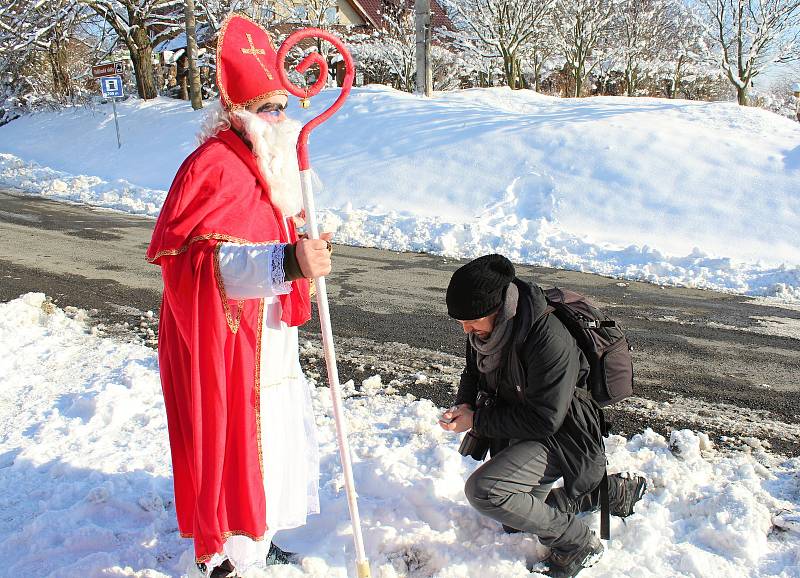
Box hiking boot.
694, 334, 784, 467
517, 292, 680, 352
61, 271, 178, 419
543, 533, 604, 578
610, 473, 647, 518
208, 559, 237, 578
266, 542, 298, 566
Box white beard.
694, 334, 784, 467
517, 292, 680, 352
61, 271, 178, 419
231, 109, 304, 217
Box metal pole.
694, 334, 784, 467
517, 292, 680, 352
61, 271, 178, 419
111, 97, 121, 148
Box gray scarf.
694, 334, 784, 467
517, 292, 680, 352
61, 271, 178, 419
469, 282, 519, 375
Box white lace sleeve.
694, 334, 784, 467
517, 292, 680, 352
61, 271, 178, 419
216, 243, 293, 300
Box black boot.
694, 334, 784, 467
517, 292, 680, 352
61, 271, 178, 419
208, 559, 237, 578
545, 474, 648, 518
609, 473, 647, 518
543, 532, 604, 578
266, 542, 298, 566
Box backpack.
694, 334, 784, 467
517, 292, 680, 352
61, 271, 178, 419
542, 287, 633, 407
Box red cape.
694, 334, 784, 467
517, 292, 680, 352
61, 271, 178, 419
147, 129, 311, 563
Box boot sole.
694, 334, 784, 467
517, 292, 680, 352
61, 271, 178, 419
581, 545, 604, 568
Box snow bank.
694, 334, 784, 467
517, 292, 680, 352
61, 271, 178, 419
1, 294, 798, 577
1, 87, 799, 299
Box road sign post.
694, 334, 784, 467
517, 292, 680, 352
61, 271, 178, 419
111, 98, 121, 149
100, 75, 124, 149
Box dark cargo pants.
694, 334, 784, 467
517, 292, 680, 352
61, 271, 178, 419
464, 439, 592, 551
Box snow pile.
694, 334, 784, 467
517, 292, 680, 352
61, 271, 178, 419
0, 153, 165, 216
1, 293, 799, 577
1, 87, 799, 300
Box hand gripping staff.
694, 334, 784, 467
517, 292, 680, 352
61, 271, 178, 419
275, 30, 371, 578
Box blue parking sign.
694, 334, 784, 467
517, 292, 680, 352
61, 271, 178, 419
100, 75, 124, 98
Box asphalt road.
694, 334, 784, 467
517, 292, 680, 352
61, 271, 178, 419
1, 188, 799, 455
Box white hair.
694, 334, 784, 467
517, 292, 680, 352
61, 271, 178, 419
197, 100, 232, 144
196, 101, 303, 217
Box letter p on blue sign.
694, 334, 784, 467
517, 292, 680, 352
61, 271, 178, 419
100, 76, 124, 98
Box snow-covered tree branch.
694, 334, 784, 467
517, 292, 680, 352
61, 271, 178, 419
553, 0, 617, 97
700, 0, 800, 105
0, 0, 92, 110
76, 0, 184, 99
442, 0, 555, 89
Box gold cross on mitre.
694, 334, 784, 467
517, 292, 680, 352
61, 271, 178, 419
240, 33, 273, 79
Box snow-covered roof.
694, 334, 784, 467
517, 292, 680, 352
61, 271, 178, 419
154, 24, 215, 53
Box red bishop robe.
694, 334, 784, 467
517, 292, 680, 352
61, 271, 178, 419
146, 128, 311, 564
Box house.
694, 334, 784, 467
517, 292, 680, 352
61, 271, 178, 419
154, 0, 455, 97
250, 0, 453, 32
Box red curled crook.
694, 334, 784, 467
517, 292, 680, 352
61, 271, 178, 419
275, 28, 355, 170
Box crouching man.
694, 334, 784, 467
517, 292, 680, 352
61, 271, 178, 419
439, 254, 646, 578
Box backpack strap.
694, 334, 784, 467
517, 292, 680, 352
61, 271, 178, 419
600, 470, 610, 541
597, 405, 610, 540
576, 387, 611, 540
539, 304, 556, 320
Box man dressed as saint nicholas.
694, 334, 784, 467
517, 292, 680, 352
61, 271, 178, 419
146, 13, 333, 578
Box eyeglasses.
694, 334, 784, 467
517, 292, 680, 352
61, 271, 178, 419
257, 102, 287, 114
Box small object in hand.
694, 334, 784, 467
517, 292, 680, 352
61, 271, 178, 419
326, 240, 332, 253
439, 406, 459, 424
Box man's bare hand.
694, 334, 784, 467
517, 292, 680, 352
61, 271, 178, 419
296, 232, 333, 278
439, 403, 474, 433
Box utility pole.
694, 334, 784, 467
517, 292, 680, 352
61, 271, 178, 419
415, 0, 432, 96
184, 0, 203, 110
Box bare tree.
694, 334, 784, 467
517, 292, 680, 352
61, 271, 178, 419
270, 0, 343, 64
700, 0, 800, 105
185, 0, 203, 109
615, 0, 676, 96
0, 0, 87, 104
553, 0, 617, 97
348, 1, 459, 92
443, 0, 555, 89
660, 3, 712, 99
197, 0, 252, 31
347, 0, 419, 92
78, 0, 184, 99
515, 14, 557, 91
380, 0, 418, 92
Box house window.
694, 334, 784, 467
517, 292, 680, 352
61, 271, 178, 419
323, 6, 338, 23
260, 5, 275, 21
293, 5, 308, 19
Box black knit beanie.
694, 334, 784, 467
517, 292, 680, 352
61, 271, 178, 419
446, 254, 515, 320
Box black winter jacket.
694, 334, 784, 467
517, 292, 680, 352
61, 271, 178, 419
454, 278, 606, 498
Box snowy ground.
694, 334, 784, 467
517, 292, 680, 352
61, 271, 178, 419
0, 86, 799, 300
1, 293, 799, 578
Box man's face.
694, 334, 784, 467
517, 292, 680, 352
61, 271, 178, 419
246, 94, 289, 121
457, 310, 499, 339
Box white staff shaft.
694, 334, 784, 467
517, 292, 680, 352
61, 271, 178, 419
299, 170, 370, 576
